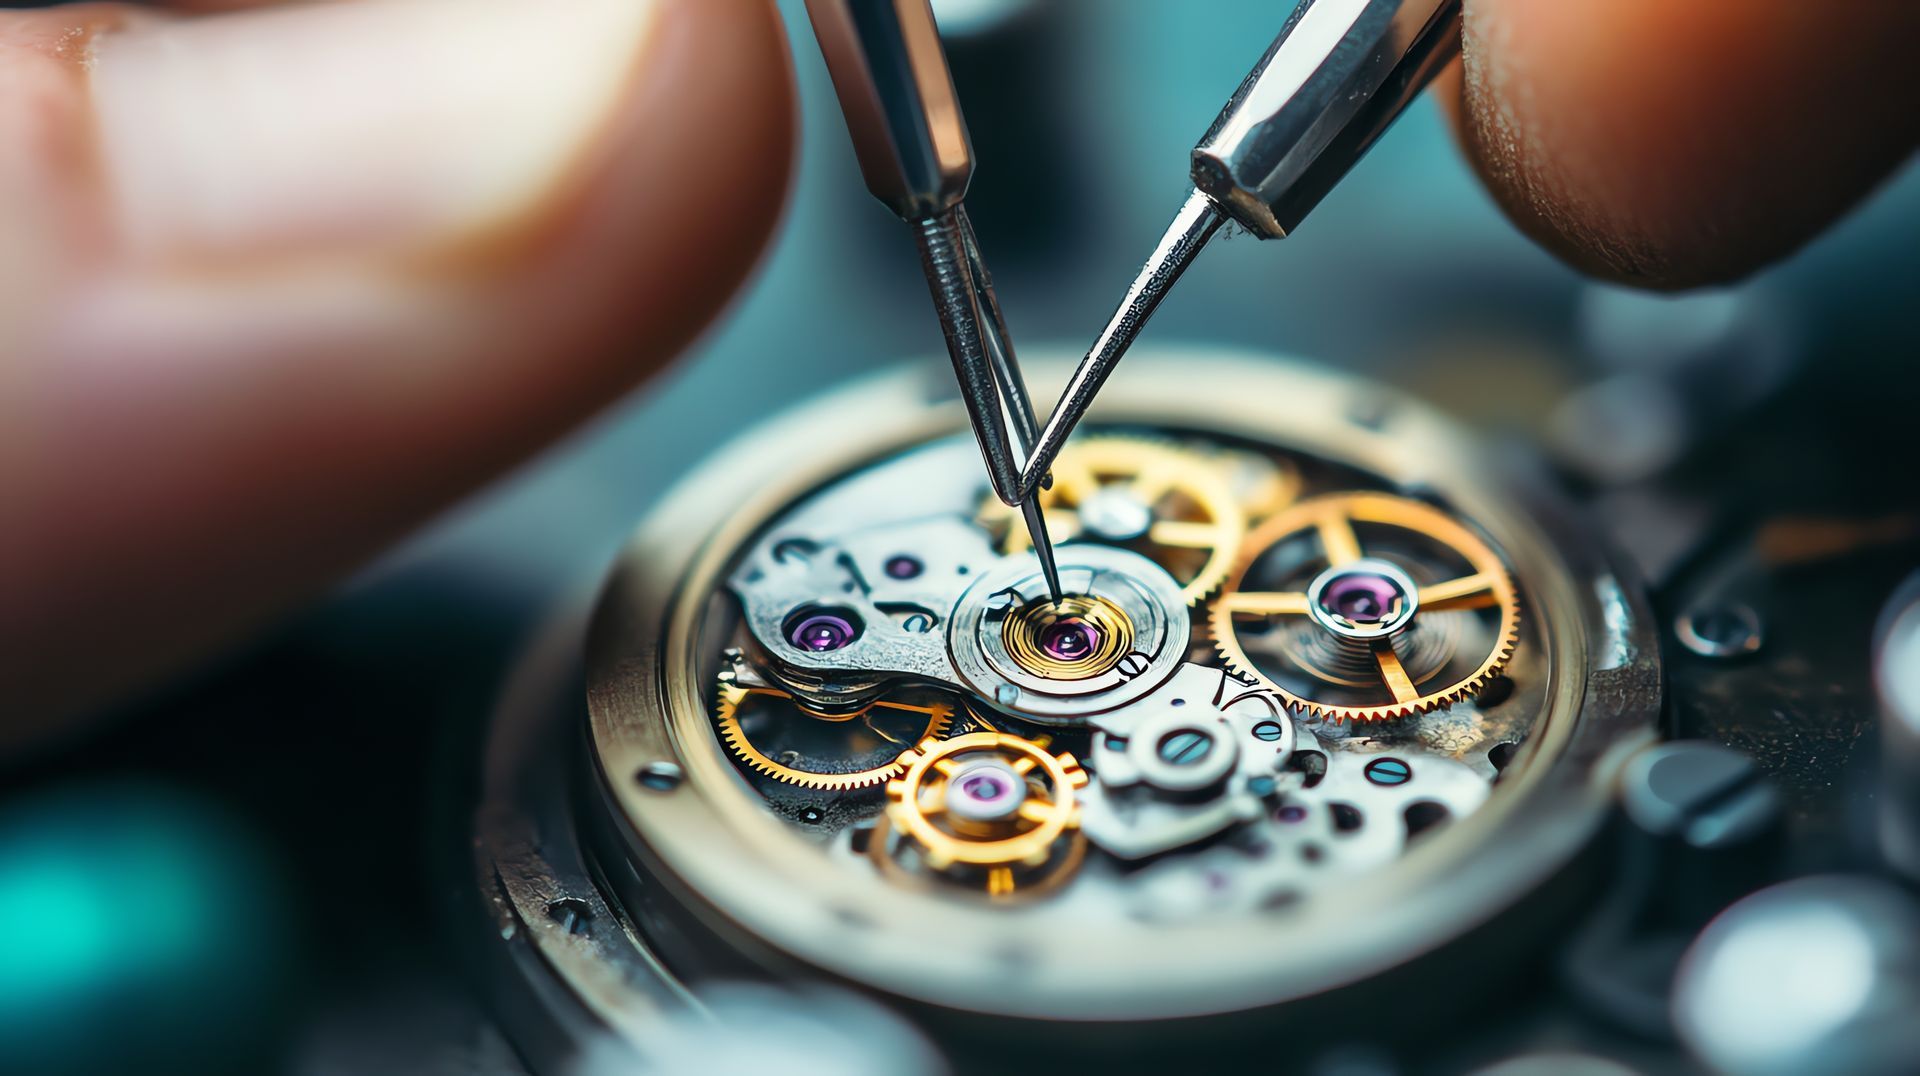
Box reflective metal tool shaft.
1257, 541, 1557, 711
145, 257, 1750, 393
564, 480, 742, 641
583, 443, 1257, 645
805, 0, 1064, 600
1024, 0, 1466, 496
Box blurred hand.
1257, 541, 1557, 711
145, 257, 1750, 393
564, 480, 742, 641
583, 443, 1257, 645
3, 0, 1914, 750
0, 0, 793, 747
1439, 0, 1920, 288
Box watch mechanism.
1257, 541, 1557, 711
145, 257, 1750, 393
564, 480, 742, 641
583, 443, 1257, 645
717, 432, 1515, 902
530, 352, 1654, 1050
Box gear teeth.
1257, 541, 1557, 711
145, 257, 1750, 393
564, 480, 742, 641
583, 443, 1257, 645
714, 683, 954, 792
1205, 492, 1524, 725
979, 436, 1250, 606
872, 731, 1087, 895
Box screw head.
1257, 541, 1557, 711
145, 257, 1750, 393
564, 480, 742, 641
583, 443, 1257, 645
1364, 757, 1412, 786
1157, 729, 1215, 766
636, 762, 684, 792
884, 555, 923, 580
1676, 604, 1763, 659
545, 897, 594, 936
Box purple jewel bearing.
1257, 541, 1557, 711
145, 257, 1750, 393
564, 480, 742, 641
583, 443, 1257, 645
1320, 572, 1405, 624
785, 607, 863, 652
945, 759, 1027, 823
1039, 617, 1100, 662
1306, 558, 1420, 640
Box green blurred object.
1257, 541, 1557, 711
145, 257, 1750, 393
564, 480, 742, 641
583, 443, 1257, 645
0, 782, 293, 1074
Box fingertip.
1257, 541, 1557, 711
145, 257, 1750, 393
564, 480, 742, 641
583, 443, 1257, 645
1454, 0, 1920, 289
2, 0, 797, 736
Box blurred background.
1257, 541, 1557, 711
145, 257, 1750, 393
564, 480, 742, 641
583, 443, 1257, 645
3, 0, 1917, 1072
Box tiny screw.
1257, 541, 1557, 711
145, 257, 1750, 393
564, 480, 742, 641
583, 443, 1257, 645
636, 761, 684, 792
884, 555, 923, 580
1364, 757, 1412, 786
1676, 604, 1763, 659
1158, 729, 1214, 766
1347, 394, 1394, 431
545, 897, 594, 937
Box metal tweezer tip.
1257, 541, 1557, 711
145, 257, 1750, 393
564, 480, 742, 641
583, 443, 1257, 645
1020, 496, 1064, 602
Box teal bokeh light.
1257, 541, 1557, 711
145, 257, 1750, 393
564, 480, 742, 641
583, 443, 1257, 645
0, 782, 292, 1073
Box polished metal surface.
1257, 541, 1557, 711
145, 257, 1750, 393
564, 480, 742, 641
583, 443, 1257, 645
1020, 189, 1227, 496
578, 350, 1661, 1027
945, 544, 1189, 720
1193, 0, 1463, 239
806, 0, 973, 220
808, 0, 1064, 597
812, 1, 1466, 611
1264, 726, 1491, 879
727, 456, 997, 704
1079, 663, 1296, 860
987, 0, 1466, 523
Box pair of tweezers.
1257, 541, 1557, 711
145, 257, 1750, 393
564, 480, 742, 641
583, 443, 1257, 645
807, 0, 1464, 603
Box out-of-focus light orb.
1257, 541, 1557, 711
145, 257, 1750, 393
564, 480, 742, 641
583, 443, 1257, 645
1674, 876, 1920, 1076
569, 982, 944, 1076
0, 782, 291, 1074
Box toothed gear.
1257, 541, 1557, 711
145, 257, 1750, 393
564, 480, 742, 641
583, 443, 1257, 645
982, 438, 1252, 605
715, 682, 953, 792
1220, 449, 1304, 522
874, 732, 1088, 898
1208, 492, 1520, 723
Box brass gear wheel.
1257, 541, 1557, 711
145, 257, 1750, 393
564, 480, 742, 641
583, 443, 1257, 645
875, 731, 1089, 898
716, 682, 953, 792
1208, 492, 1520, 723
983, 438, 1254, 605
1221, 448, 1304, 522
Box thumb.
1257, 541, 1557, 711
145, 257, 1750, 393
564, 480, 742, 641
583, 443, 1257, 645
1442, 0, 1920, 289
1, 0, 795, 745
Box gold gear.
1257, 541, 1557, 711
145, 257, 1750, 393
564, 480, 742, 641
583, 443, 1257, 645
716, 682, 953, 792
1222, 449, 1304, 522
1209, 492, 1521, 723
875, 731, 1088, 898
983, 438, 1252, 605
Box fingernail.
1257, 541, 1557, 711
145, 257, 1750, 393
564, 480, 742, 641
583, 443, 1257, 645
88, 0, 662, 268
